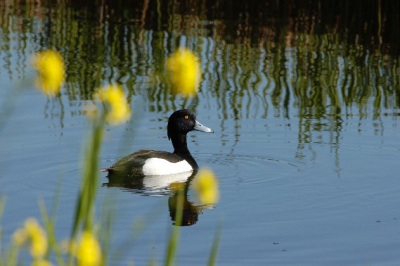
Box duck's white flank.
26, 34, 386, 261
142, 158, 192, 176
142, 171, 193, 189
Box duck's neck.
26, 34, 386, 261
171, 134, 191, 155
170, 134, 199, 169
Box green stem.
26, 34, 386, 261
207, 223, 222, 266
39, 199, 65, 266
69, 117, 105, 265
165, 189, 184, 266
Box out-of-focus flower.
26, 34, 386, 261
166, 48, 201, 97
192, 168, 219, 205
12, 218, 48, 258
76, 231, 102, 266
94, 84, 131, 125
31, 50, 65, 97
25, 219, 48, 258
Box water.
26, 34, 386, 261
1, 1, 400, 265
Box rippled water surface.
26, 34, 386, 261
1, 1, 400, 265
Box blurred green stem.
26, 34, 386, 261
39, 199, 65, 266
0, 196, 5, 259
165, 189, 184, 266
207, 223, 221, 266
69, 117, 105, 263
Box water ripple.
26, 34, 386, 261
198, 152, 301, 186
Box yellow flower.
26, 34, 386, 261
166, 48, 201, 97
94, 84, 131, 125
76, 231, 102, 266
192, 168, 220, 205
24, 218, 48, 258
12, 218, 48, 258
31, 50, 65, 97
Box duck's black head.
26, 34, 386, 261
167, 109, 213, 140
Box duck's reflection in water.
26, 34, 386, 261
103, 170, 212, 226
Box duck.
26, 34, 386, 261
102, 109, 214, 177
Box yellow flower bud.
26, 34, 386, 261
166, 48, 201, 97
193, 168, 220, 205
94, 84, 131, 125
76, 231, 102, 266
24, 218, 48, 258
31, 50, 65, 97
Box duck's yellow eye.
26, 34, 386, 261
184, 115, 189, 120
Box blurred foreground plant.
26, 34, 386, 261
11, 217, 53, 266
69, 84, 130, 264
94, 85, 131, 125
2, 79, 129, 265
193, 168, 220, 205
66, 231, 102, 266
0, 50, 65, 133
31, 50, 65, 96
166, 48, 201, 97
166, 168, 220, 266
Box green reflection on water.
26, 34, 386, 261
1, 0, 399, 127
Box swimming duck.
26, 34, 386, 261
103, 109, 213, 176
